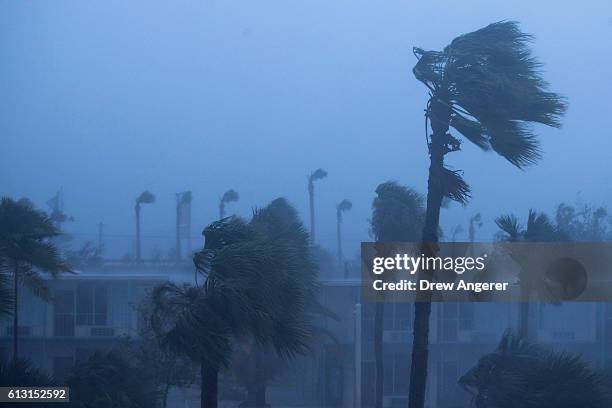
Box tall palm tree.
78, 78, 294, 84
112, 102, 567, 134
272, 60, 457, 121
495, 209, 566, 338
0, 197, 71, 363
135, 191, 155, 262
370, 182, 424, 408
219, 189, 239, 220
336, 199, 352, 267
410, 21, 566, 408
307, 168, 327, 244
468, 213, 482, 243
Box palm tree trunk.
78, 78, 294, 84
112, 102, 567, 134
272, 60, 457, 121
135, 204, 141, 261
201, 360, 218, 408
336, 211, 342, 268
408, 97, 450, 408
519, 287, 531, 339
219, 202, 225, 220
374, 301, 384, 408
308, 183, 315, 244
12, 261, 18, 364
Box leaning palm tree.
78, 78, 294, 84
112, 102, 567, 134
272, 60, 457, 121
370, 182, 425, 408
219, 189, 239, 220
336, 199, 352, 267
0, 197, 71, 363
409, 21, 566, 408
495, 209, 566, 338
135, 190, 155, 262
307, 168, 327, 244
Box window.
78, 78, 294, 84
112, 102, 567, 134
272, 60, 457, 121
76, 284, 107, 326
54, 290, 74, 337
438, 303, 474, 342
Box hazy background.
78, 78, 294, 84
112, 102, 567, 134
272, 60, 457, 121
2, 0, 611, 260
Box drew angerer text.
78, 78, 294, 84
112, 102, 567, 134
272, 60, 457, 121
372, 279, 509, 293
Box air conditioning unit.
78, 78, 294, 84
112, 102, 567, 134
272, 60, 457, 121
90, 327, 115, 337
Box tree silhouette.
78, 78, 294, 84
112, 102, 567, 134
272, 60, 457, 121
410, 21, 566, 408
307, 168, 327, 244
336, 199, 352, 267
219, 189, 239, 220
370, 182, 424, 408
0, 197, 71, 363
495, 209, 567, 338
459, 331, 607, 408
135, 191, 155, 262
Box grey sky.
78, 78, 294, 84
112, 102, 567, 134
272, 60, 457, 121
2, 1, 611, 258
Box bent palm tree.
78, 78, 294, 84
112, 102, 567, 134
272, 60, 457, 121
135, 191, 155, 261
336, 199, 352, 267
410, 21, 566, 408
370, 182, 424, 408
0, 197, 71, 363
219, 189, 239, 220
307, 168, 327, 244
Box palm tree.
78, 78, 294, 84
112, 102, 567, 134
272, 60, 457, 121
370, 182, 424, 408
459, 331, 606, 408
135, 191, 155, 262
410, 21, 566, 408
0, 197, 71, 363
468, 213, 482, 243
495, 209, 566, 338
336, 199, 352, 267
67, 350, 159, 408
219, 189, 239, 220
450, 224, 464, 242
307, 168, 327, 244
155, 200, 315, 408
151, 283, 231, 408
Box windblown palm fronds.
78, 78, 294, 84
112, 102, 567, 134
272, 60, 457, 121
136, 190, 156, 205
459, 331, 607, 408
414, 21, 567, 169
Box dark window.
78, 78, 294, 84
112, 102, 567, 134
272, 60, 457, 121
76, 284, 107, 326
54, 290, 74, 337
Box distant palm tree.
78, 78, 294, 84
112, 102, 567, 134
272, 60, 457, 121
459, 331, 607, 408
450, 224, 464, 242
468, 213, 483, 243
370, 182, 424, 408
336, 199, 352, 267
135, 191, 155, 262
495, 210, 566, 337
219, 189, 239, 220
0, 197, 71, 363
410, 21, 566, 408
156, 200, 315, 408
307, 168, 327, 244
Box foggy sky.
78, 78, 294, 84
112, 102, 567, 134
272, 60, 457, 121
2, 1, 611, 260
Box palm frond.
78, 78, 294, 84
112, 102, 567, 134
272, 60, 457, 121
495, 214, 522, 241
440, 167, 471, 204
136, 191, 156, 204
414, 21, 567, 168
221, 189, 239, 204
308, 168, 328, 183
